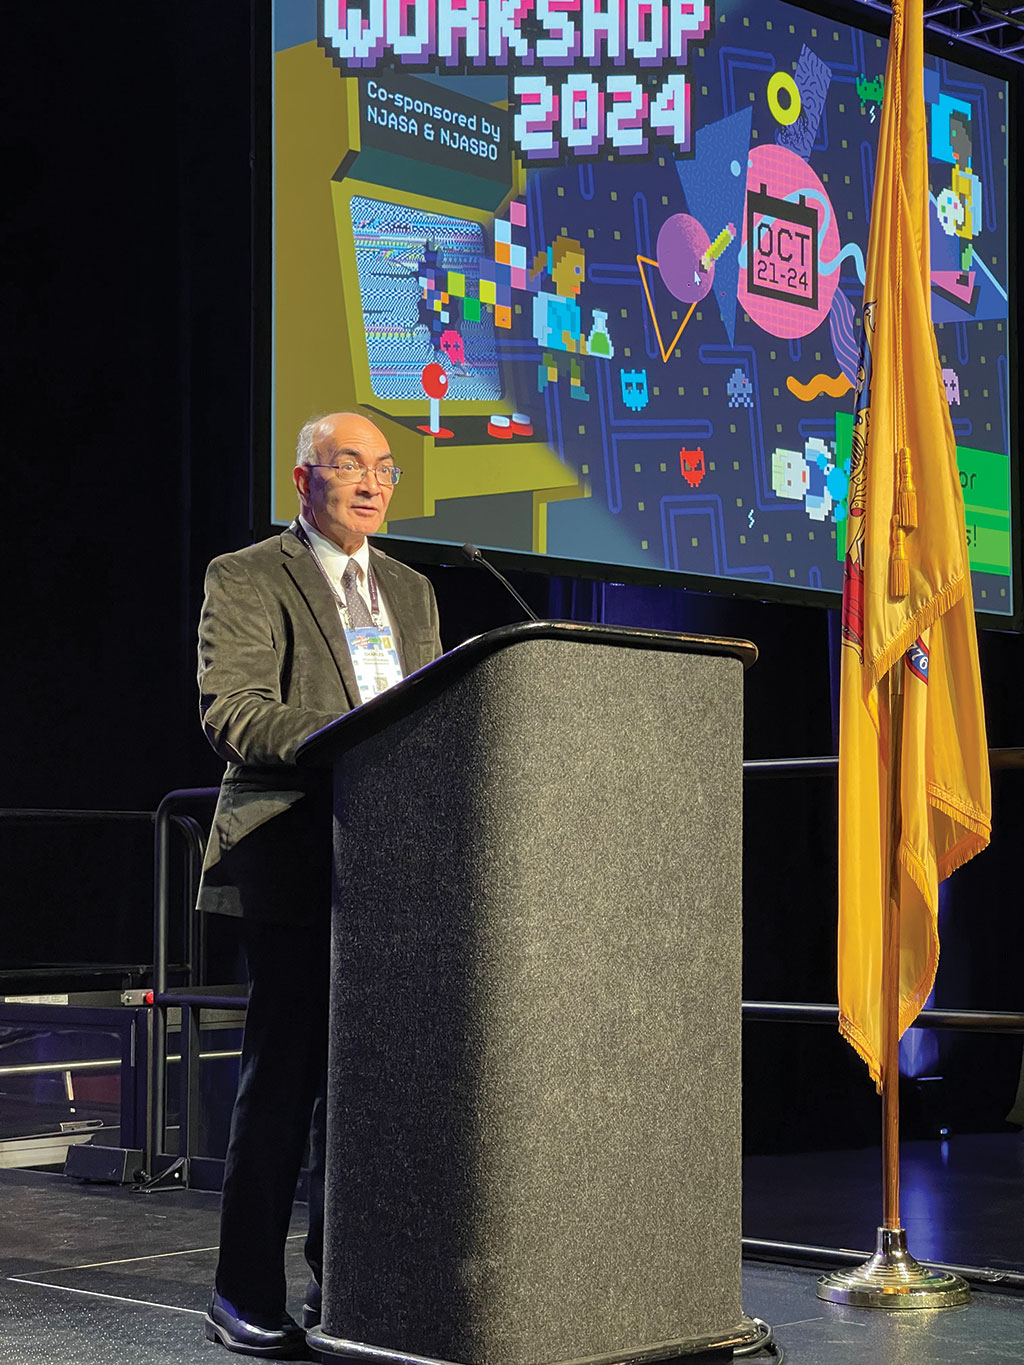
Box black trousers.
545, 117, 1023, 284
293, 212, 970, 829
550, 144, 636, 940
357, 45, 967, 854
215, 917, 331, 1313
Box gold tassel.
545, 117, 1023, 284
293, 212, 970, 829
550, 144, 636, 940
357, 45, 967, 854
890, 519, 909, 598
896, 444, 917, 529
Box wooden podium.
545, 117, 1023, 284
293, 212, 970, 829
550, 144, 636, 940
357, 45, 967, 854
297, 621, 758, 1365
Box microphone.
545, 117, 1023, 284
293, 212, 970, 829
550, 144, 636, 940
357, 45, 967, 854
461, 543, 540, 622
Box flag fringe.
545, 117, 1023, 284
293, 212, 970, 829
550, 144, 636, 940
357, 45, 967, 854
868, 572, 966, 684
900, 838, 933, 909
900, 961, 939, 1038
937, 828, 990, 880
839, 1012, 883, 1091
929, 782, 992, 879
898, 842, 940, 1029
929, 782, 993, 837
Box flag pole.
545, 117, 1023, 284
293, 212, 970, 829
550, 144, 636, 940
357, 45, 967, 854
817, 0, 991, 1307
881, 666, 903, 1235
818, 665, 969, 1308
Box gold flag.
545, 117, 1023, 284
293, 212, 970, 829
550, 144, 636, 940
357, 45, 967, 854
838, 0, 991, 1087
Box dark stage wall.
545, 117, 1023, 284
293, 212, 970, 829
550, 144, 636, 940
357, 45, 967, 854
4, 5, 1023, 1149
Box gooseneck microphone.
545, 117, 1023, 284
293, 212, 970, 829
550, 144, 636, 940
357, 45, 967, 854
461, 543, 540, 622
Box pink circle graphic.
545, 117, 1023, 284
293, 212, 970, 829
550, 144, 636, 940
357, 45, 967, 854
738, 145, 840, 340
656, 214, 714, 306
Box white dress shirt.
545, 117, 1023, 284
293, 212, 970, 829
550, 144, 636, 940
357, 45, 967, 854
298, 516, 394, 632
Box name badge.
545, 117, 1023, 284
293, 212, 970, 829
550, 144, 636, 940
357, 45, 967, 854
346, 626, 404, 704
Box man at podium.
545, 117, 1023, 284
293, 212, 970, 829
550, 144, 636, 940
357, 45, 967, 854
196, 411, 442, 1357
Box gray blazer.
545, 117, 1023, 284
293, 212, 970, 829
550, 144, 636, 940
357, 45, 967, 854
196, 524, 442, 923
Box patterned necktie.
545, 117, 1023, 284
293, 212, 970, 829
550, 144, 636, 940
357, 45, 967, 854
341, 560, 375, 628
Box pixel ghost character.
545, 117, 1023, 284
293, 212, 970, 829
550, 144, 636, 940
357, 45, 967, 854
620, 369, 649, 412
726, 367, 754, 408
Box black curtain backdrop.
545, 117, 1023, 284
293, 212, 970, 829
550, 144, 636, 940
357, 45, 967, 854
3, 3, 1022, 1147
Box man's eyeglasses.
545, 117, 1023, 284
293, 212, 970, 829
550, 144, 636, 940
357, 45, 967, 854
307, 461, 402, 487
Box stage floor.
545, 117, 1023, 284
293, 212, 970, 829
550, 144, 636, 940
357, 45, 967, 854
744, 1131, 1024, 1271
1, 1159, 1022, 1365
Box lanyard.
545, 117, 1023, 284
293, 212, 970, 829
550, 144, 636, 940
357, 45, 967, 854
294, 523, 383, 629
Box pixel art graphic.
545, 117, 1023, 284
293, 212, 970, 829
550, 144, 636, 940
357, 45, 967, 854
271, 0, 1014, 616
621, 369, 650, 413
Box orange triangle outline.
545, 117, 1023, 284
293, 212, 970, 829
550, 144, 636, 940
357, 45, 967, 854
636, 255, 698, 363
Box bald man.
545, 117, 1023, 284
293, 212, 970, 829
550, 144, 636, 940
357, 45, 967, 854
198, 413, 442, 1357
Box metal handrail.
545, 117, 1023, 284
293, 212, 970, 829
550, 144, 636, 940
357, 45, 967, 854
141, 743, 1023, 1185
0, 808, 155, 821
741, 1001, 1024, 1032
1, 803, 202, 986
742, 745, 1023, 775
0, 799, 218, 1175
157, 991, 247, 1009
148, 787, 219, 1177
0, 1048, 242, 1077
0, 964, 153, 981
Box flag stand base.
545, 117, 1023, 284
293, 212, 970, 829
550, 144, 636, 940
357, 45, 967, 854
816, 1227, 970, 1309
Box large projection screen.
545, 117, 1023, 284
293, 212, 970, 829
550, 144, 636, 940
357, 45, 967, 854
268, 0, 1018, 622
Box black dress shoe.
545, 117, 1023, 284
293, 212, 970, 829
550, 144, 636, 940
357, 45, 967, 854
301, 1278, 322, 1330
204, 1291, 309, 1358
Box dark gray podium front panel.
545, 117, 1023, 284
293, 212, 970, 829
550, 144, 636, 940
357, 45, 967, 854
323, 637, 746, 1365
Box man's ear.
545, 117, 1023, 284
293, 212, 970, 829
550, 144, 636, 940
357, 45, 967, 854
292, 464, 308, 500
